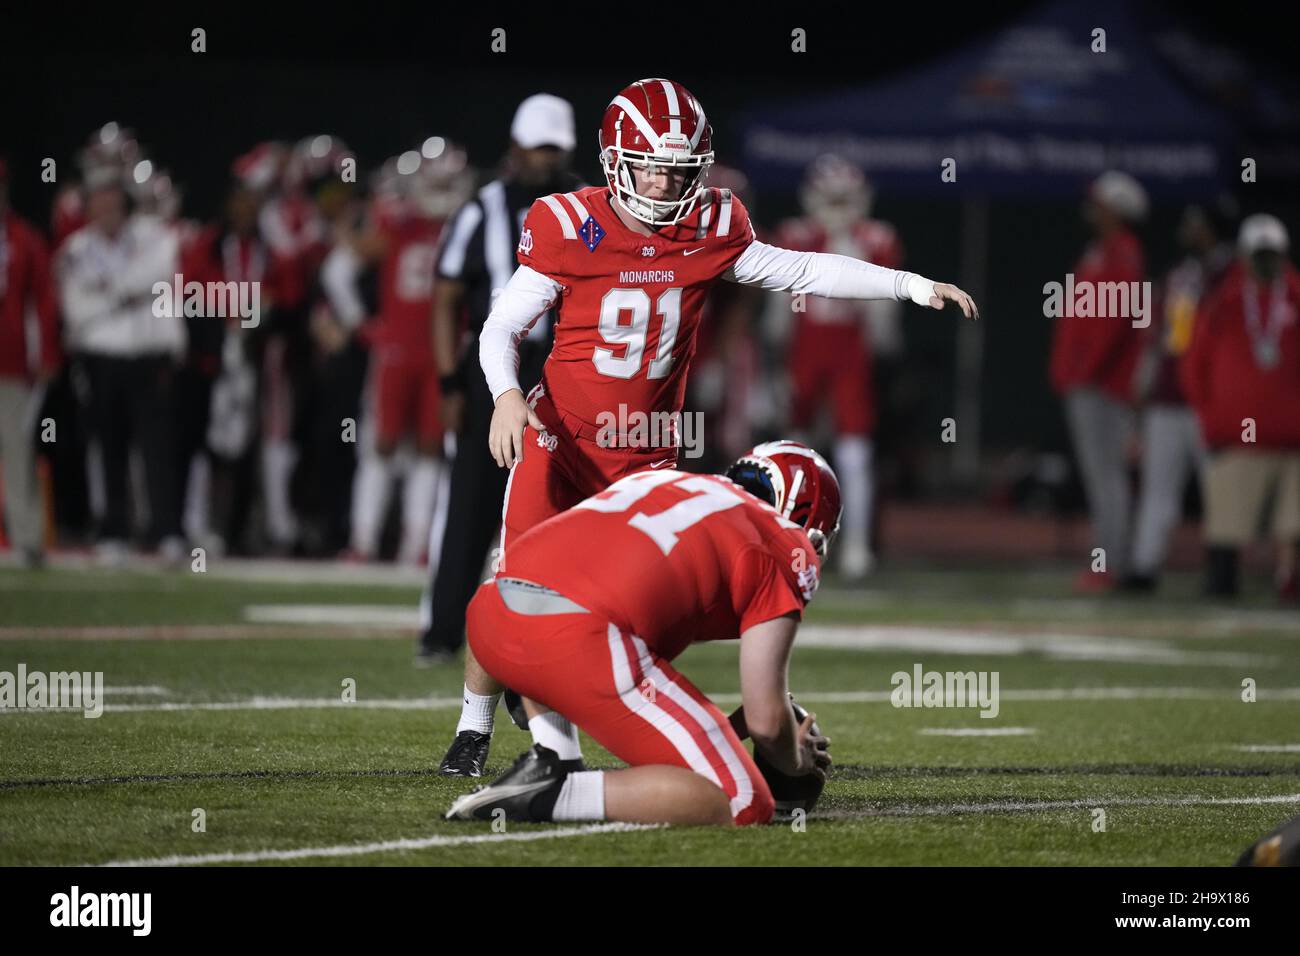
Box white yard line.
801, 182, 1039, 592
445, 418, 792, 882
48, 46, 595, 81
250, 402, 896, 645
0, 624, 407, 640
919, 727, 1036, 736
814, 792, 1300, 819
5, 686, 1300, 716
1, 618, 1286, 663
95, 822, 658, 867
104, 686, 170, 696
90, 793, 1300, 865
796, 625, 1274, 667
1233, 744, 1300, 753
243, 605, 418, 626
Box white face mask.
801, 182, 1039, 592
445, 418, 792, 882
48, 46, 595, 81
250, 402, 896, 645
604, 149, 712, 226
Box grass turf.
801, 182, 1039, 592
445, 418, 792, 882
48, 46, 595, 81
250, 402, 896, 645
1, 564, 1297, 866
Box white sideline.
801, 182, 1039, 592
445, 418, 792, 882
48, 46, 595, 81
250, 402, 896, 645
795, 625, 1272, 667
95, 822, 658, 867
813, 792, 1300, 819
91, 795, 1300, 864
919, 727, 1036, 736
5, 686, 1300, 716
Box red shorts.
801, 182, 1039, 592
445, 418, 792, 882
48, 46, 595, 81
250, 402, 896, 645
499, 383, 678, 556
789, 323, 875, 436
372, 348, 441, 447
467, 578, 775, 826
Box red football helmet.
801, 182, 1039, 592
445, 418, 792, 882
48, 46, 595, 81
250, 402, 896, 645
800, 154, 872, 233
599, 77, 714, 227
725, 440, 843, 557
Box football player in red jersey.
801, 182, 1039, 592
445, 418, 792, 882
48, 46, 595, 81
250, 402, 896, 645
447, 441, 838, 826
775, 155, 906, 580
440, 77, 977, 778
345, 143, 473, 563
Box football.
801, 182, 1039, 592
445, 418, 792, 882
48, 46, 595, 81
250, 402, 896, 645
750, 698, 828, 817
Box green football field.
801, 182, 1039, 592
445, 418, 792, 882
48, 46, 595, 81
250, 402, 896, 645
1, 562, 1297, 866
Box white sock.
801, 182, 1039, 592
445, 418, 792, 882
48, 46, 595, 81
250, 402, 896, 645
350, 453, 392, 558
529, 711, 583, 761
456, 686, 500, 735
835, 435, 873, 556
424, 458, 451, 577
399, 457, 439, 563
551, 770, 606, 822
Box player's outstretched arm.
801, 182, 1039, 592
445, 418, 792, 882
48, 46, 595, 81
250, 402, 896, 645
723, 239, 979, 320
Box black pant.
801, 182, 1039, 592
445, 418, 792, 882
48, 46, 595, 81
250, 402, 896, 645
81, 353, 181, 543
421, 343, 547, 652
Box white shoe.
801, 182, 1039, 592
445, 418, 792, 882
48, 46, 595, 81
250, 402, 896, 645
839, 540, 875, 581
159, 535, 188, 567
95, 539, 130, 568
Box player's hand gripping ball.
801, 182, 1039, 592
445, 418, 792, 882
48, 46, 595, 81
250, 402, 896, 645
746, 697, 830, 817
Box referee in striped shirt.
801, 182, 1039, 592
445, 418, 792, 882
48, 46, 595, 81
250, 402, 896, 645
418, 95, 582, 687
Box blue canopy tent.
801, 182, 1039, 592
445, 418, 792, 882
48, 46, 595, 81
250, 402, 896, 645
739, 0, 1237, 479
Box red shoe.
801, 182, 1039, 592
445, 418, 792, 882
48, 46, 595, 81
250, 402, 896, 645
1278, 569, 1299, 604
1073, 568, 1115, 594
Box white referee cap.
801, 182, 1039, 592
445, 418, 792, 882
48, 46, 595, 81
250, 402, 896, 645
1089, 170, 1149, 222
1238, 213, 1290, 255
511, 94, 576, 151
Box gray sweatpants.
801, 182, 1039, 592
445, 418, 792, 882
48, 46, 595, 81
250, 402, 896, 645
1130, 404, 1206, 575
1064, 387, 1134, 576
0, 379, 43, 553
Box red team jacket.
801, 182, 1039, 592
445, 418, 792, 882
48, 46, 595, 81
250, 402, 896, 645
1049, 228, 1146, 400
516, 185, 754, 433
1180, 260, 1300, 450
501, 470, 821, 662
0, 211, 60, 381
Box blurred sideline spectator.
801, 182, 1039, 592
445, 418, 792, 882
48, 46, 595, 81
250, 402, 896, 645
1122, 197, 1238, 591
1050, 170, 1148, 592
340, 140, 473, 565
55, 156, 185, 563
1181, 214, 1300, 601
769, 156, 905, 580
0, 157, 61, 566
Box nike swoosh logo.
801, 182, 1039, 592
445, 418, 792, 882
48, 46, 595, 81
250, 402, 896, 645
445, 780, 554, 819
649, 458, 676, 469
683, 247, 705, 256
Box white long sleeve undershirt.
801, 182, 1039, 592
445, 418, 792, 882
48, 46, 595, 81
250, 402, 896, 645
480, 265, 563, 402
479, 244, 937, 402
724, 239, 935, 305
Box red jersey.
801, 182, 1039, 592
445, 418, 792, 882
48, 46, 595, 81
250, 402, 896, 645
0, 211, 60, 380
1049, 227, 1147, 399
517, 185, 754, 430
372, 210, 444, 358
501, 470, 820, 661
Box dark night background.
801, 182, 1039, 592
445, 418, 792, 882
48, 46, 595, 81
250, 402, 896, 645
3, 2, 1297, 459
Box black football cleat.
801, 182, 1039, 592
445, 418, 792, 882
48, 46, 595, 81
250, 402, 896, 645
439, 730, 492, 777
445, 744, 569, 821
